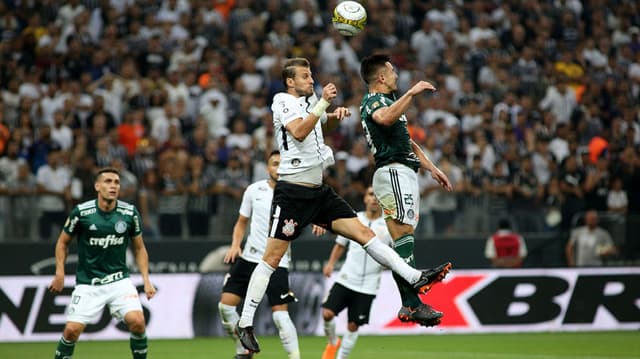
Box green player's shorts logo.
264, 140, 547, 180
115, 220, 127, 234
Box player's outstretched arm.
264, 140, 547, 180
326, 107, 351, 122
131, 235, 156, 299
48, 231, 73, 293
372, 81, 436, 126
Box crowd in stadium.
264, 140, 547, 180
0, 0, 638, 251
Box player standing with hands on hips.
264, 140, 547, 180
359, 54, 453, 326
235, 57, 451, 354
49, 168, 156, 359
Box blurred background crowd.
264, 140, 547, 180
0, 0, 638, 263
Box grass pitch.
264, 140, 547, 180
1, 332, 638, 358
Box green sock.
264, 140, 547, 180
55, 337, 75, 359
393, 234, 422, 308
130, 332, 148, 359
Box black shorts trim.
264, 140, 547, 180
222, 257, 295, 306
269, 182, 356, 241
322, 282, 375, 325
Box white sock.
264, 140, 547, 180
363, 237, 421, 283
238, 260, 275, 328
337, 330, 359, 359
324, 318, 338, 346
272, 311, 300, 359
218, 302, 246, 355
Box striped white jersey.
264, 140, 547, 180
335, 211, 392, 295
238, 180, 291, 268
271, 92, 334, 184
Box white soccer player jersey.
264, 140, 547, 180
271, 92, 334, 180
335, 212, 392, 295
239, 180, 291, 268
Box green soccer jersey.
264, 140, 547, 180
360, 92, 421, 171
63, 199, 142, 285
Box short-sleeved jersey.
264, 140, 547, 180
271, 92, 334, 177
238, 180, 290, 268
334, 211, 392, 295
360, 92, 421, 171
64, 199, 142, 285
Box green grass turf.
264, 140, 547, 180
1, 332, 638, 359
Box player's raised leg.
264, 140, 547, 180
373, 165, 451, 325
331, 216, 437, 288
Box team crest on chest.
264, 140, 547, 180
282, 219, 298, 237
114, 220, 127, 234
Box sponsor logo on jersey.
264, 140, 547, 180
115, 220, 127, 234
116, 208, 133, 216
282, 219, 298, 237
80, 208, 96, 216
90, 271, 124, 285
89, 224, 98, 231
291, 158, 301, 167
89, 234, 125, 248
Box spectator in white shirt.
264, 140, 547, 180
164, 65, 190, 106
36, 148, 72, 241
226, 119, 253, 151
51, 110, 74, 151
40, 83, 65, 126
318, 30, 359, 75
539, 78, 577, 125
410, 18, 446, 67
345, 141, 370, 177
469, 14, 497, 47
199, 89, 230, 139
607, 177, 628, 215
56, 0, 85, 29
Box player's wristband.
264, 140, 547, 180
310, 98, 330, 117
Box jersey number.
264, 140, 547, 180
361, 121, 377, 155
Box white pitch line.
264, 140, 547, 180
396, 351, 636, 359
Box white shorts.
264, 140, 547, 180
66, 278, 142, 324
372, 164, 420, 228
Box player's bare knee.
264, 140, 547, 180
355, 226, 375, 245
262, 254, 282, 269
128, 321, 146, 334
126, 314, 146, 333
322, 308, 335, 321
347, 322, 359, 332
63, 324, 83, 342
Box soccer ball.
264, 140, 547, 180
332, 1, 367, 36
